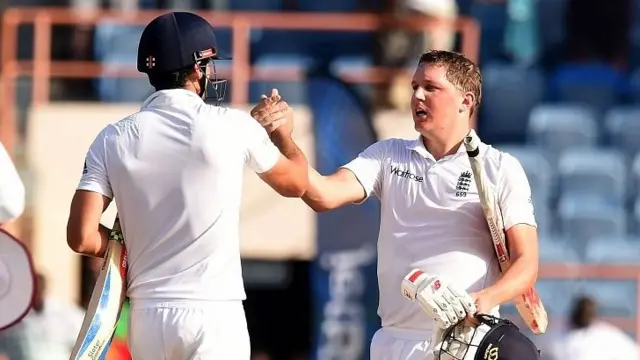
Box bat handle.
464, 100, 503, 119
463, 129, 481, 157
109, 215, 123, 242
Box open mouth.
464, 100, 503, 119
415, 109, 427, 117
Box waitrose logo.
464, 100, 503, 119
390, 166, 424, 182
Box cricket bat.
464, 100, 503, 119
463, 129, 548, 335
69, 215, 127, 360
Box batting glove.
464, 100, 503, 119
401, 269, 477, 329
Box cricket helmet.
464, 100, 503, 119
0, 229, 36, 331
137, 11, 231, 104
438, 314, 541, 360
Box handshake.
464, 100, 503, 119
250, 88, 294, 136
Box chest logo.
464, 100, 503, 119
455, 171, 472, 197
390, 166, 424, 183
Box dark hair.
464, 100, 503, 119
418, 50, 483, 116
147, 67, 194, 91
570, 295, 597, 329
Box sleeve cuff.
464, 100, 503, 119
247, 135, 281, 174
503, 213, 537, 232
77, 181, 113, 199
339, 165, 370, 204
252, 146, 280, 174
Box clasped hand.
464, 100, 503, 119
249, 88, 293, 136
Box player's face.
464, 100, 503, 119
203, 59, 215, 80
193, 61, 215, 95
410, 63, 465, 135
197, 59, 227, 104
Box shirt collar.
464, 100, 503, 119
406, 136, 469, 161
140, 89, 204, 110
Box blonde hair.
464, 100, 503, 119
418, 50, 482, 116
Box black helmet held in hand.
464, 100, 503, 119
438, 314, 541, 360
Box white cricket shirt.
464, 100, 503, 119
0, 141, 25, 223
341, 137, 536, 333
77, 89, 281, 305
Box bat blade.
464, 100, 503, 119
463, 129, 548, 335
69, 216, 127, 360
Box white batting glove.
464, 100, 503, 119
401, 269, 477, 329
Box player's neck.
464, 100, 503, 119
421, 127, 469, 160
182, 82, 199, 95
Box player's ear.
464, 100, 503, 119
460, 92, 475, 113
184, 64, 199, 84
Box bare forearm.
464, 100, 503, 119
71, 223, 111, 258
484, 255, 538, 306
268, 132, 309, 197
302, 166, 332, 212
271, 133, 307, 168
302, 168, 366, 212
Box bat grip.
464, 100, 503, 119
466, 147, 480, 158
463, 129, 481, 158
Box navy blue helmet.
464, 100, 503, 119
438, 315, 541, 360
137, 12, 231, 104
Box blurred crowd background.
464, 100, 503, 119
0, 0, 640, 359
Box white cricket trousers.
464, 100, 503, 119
370, 326, 488, 360
128, 300, 250, 360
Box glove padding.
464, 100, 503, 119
401, 269, 477, 329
